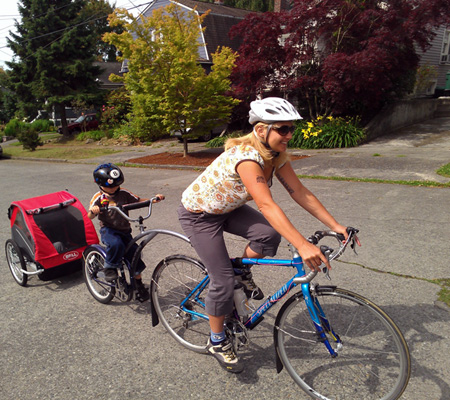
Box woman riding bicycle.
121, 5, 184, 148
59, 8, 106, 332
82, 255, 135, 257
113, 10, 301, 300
178, 97, 348, 373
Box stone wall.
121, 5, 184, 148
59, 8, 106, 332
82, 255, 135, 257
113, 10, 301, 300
364, 98, 440, 142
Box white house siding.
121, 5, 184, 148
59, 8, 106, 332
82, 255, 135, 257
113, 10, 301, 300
417, 26, 450, 89
140, 0, 209, 61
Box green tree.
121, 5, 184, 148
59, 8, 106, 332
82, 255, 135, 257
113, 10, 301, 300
84, 0, 121, 61
104, 4, 239, 156
6, 0, 109, 134
231, 0, 450, 121
0, 68, 17, 123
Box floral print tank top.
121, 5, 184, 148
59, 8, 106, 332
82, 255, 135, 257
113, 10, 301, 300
181, 145, 265, 214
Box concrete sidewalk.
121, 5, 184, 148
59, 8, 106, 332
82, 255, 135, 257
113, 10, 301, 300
289, 117, 450, 183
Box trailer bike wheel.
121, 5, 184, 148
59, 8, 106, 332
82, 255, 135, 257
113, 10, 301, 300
151, 255, 210, 353
274, 287, 411, 400
83, 247, 115, 304
5, 239, 28, 286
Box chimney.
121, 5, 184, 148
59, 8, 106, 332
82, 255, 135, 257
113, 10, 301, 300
274, 0, 288, 13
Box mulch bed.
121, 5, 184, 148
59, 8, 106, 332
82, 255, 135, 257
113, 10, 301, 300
127, 151, 308, 167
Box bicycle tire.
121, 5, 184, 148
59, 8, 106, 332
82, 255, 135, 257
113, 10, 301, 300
5, 239, 28, 287
83, 247, 115, 304
151, 255, 210, 353
274, 287, 411, 400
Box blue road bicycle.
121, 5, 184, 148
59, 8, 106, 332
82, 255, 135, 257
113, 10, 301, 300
150, 228, 411, 400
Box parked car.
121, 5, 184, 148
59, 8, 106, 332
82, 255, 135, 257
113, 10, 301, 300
57, 114, 99, 135
173, 121, 228, 142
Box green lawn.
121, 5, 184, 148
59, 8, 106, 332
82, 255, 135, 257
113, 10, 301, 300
2, 133, 121, 160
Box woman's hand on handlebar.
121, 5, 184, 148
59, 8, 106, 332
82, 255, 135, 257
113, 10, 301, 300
298, 240, 332, 272
332, 224, 349, 241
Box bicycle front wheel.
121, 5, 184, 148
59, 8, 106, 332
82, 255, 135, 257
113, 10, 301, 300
151, 255, 210, 353
275, 287, 411, 400
83, 247, 115, 304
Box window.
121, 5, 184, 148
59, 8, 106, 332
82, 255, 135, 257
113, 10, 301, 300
441, 29, 450, 63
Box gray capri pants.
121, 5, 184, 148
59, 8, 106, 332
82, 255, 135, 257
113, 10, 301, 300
178, 204, 281, 316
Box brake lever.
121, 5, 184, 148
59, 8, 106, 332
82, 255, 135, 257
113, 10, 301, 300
320, 245, 333, 281
350, 233, 361, 255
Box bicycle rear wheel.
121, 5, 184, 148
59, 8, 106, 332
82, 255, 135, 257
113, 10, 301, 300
151, 255, 210, 353
275, 287, 411, 400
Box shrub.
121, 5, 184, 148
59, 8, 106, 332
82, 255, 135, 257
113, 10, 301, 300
205, 136, 227, 148
289, 116, 365, 149
100, 87, 131, 130
205, 131, 243, 148
31, 119, 53, 133
76, 130, 112, 141
112, 124, 134, 139
4, 119, 27, 137
17, 124, 44, 151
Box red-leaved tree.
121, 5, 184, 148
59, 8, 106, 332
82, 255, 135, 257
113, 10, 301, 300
231, 0, 450, 121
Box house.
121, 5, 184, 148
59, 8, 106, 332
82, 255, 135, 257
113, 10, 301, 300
416, 26, 450, 95
93, 61, 124, 90
121, 0, 255, 74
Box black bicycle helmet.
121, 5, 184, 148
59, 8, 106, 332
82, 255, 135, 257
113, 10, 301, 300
93, 163, 124, 188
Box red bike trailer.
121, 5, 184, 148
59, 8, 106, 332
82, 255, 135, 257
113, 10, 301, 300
5, 190, 99, 286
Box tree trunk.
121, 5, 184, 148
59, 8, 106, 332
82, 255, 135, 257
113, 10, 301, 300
183, 137, 189, 157
56, 104, 69, 136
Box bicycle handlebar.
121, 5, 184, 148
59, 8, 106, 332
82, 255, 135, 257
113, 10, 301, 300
293, 227, 359, 285
100, 196, 162, 223
122, 199, 151, 212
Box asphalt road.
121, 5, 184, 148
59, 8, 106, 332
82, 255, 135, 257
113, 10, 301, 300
0, 119, 449, 399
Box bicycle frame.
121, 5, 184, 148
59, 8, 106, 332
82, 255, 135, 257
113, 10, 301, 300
91, 228, 191, 287
178, 248, 342, 358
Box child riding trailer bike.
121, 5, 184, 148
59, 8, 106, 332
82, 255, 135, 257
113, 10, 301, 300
85, 163, 165, 303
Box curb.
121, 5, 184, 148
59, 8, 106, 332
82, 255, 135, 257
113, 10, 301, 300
3, 155, 207, 171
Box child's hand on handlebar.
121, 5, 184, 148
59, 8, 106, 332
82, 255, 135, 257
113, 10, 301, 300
88, 205, 101, 218
153, 194, 165, 202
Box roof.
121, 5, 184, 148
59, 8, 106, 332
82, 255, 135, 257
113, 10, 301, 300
170, 0, 254, 18
140, 0, 256, 64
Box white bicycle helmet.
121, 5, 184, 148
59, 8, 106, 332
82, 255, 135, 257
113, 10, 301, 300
248, 97, 302, 125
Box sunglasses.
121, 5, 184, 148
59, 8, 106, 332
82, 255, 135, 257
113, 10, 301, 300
271, 125, 295, 136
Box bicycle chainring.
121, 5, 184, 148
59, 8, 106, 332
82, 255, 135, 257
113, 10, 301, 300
225, 317, 250, 351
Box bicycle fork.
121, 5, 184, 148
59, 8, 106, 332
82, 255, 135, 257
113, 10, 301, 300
301, 283, 342, 357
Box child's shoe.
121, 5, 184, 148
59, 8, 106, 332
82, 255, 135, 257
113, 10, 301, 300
135, 279, 150, 302
103, 268, 118, 282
